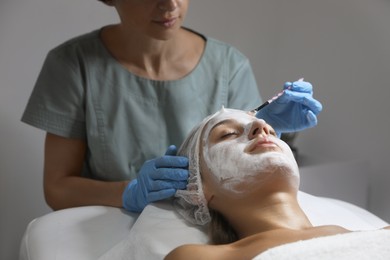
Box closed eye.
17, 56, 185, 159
220, 131, 239, 140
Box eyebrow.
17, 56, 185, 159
209, 119, 238, 134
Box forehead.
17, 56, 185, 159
208, 109, 254, 128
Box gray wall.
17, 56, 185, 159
1, 0, 389, 259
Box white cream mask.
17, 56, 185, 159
202, 108, 300, 194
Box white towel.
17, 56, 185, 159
253, 229, 390, 260
97, 193, 388, 260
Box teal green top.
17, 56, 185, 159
21, 28, 262, 181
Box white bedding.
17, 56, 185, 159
20, 191, 389, 260
253, 229, 390, 260
97, 191, 388, 260
19, 206, 139, 260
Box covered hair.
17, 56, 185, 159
174, 110, 222, 225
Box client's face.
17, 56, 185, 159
200, 108, 300, 195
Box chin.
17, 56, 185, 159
244, 152, 299, 178
222, 152, 300, 195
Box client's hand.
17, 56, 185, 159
122, 145, 189, 212
256, 80, 323, 134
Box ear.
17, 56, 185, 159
202, 180, 213, 203
199, 155, 215, 203
199, 140, 217, 206
200, 167, 218, 207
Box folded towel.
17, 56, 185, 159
253, 229, 390, 260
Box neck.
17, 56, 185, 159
219, 191, 312, 239
100, 24, 203, 80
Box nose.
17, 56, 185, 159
247, 119, 270, 140
158, 0, 179, 12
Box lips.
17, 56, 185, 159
246, 137, 279, 153
154, 17, 178, 28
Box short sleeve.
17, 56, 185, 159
21, 49, 86, 139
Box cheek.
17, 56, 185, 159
199, 153, 224, 201
207, 141, 245, 170
274, 139, 297, 164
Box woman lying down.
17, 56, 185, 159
165, 108, 390, 260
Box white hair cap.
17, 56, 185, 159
174, 108, 231, 225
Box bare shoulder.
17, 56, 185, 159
165, 244, 227, 260
164, 245, 198, 260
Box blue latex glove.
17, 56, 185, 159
122, 145, 189, 212
256, 80, 323, 134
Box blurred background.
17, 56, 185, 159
1, 0, 389, 259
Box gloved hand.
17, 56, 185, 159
255, 80, 323, 134
122, 145, 189, 212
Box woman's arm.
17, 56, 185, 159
43, 133, 128, 210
